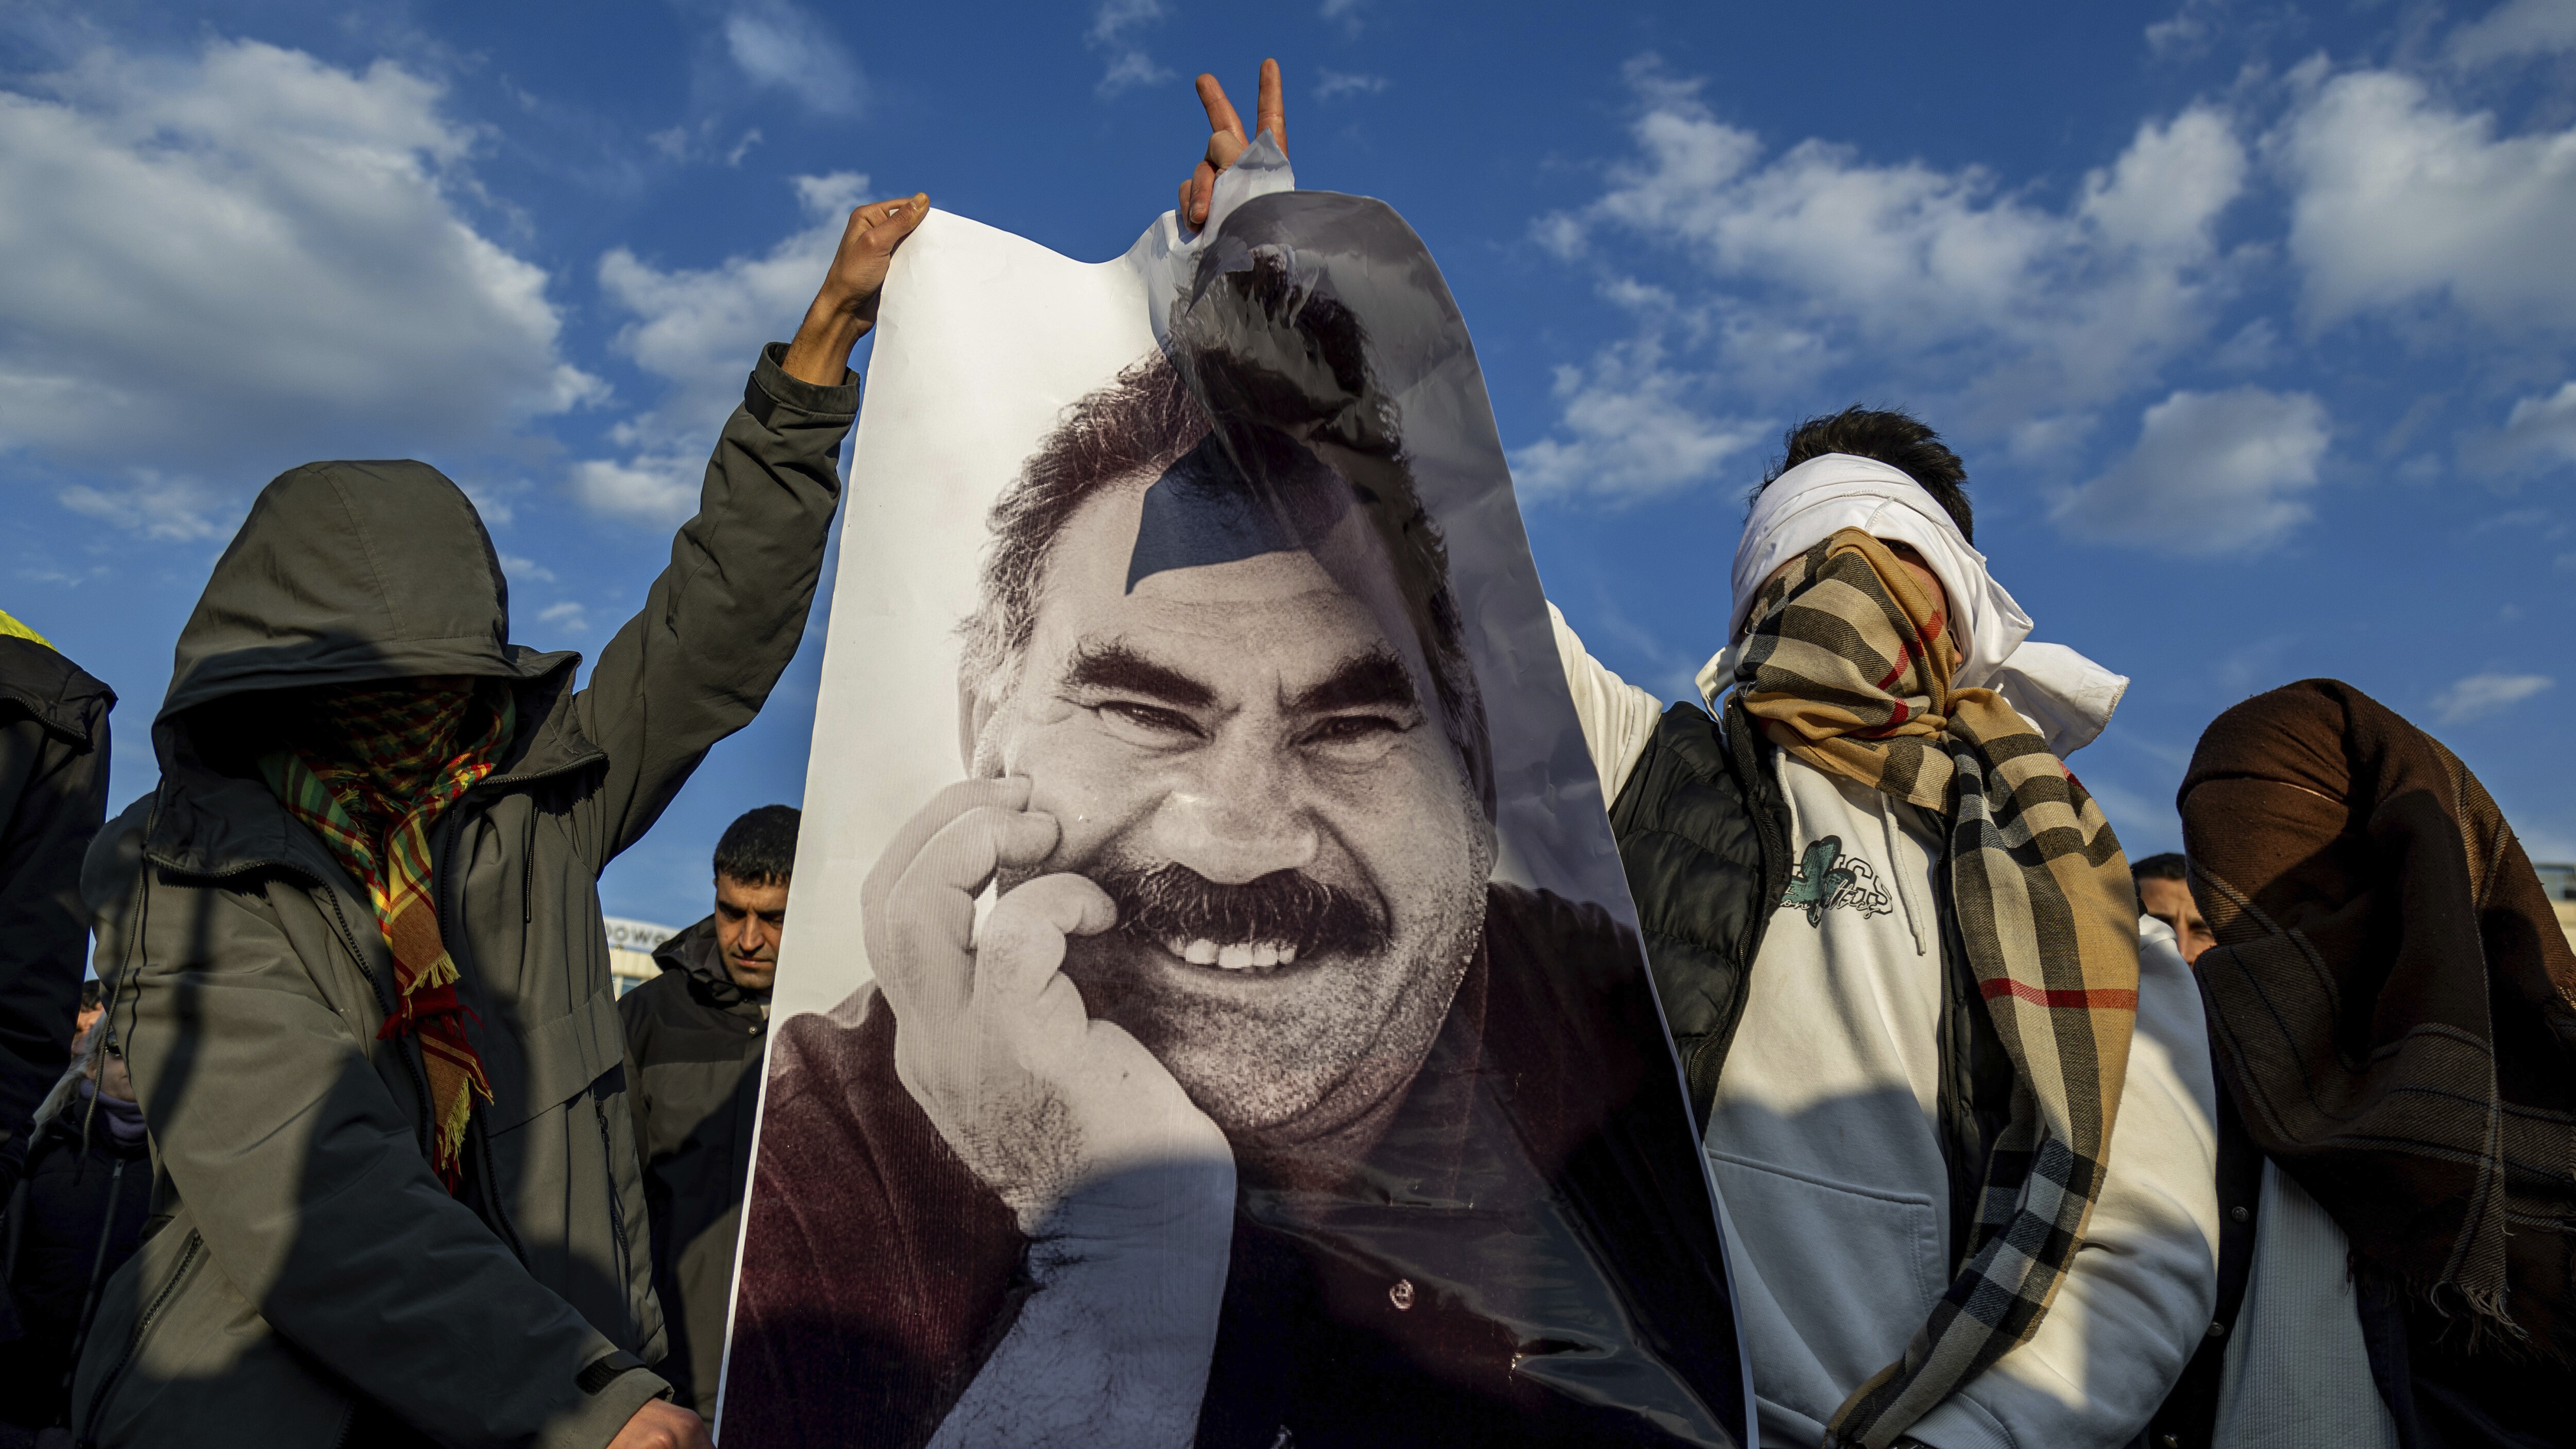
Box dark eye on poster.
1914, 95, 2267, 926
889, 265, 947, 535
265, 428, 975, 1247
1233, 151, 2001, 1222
717, 145, 1751, 1449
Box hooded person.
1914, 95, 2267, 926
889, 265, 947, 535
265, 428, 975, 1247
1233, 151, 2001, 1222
617, 804, 800, 1420
1544, 423, 2222, 1449
67, 191, 930, 1449
0, 608, 115, 1201
2178, 679, 2576, 1449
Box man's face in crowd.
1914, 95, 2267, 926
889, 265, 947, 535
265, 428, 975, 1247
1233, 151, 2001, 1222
2137, 875, 2215, 965
715, 874, 790, 991
975, 477, 1493, 1151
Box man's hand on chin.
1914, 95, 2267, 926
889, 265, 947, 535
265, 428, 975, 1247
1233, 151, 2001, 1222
863, 777, 1236, 1239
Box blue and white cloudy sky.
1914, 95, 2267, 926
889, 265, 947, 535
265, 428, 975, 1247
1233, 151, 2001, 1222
6, 0, 2573, 924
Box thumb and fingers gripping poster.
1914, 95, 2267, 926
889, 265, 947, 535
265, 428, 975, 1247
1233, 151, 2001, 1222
720, 146, 1751, 1448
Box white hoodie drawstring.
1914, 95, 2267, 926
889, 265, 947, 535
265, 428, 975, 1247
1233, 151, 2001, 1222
1882, 800, 1928, 958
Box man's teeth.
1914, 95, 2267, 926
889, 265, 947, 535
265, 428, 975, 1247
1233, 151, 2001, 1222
1162, 936, 1299, 970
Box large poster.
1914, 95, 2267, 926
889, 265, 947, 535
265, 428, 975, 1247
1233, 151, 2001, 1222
720, 145, 1749, 1448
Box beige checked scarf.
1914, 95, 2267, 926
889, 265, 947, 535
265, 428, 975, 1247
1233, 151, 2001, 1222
1734, 529, 2140, 1449
262, 679, 511, 1191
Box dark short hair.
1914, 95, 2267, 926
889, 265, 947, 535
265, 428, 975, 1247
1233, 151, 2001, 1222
957, 259, 1493, 817
1758, 406, 1973, 544
715, 805, 801, 888
80, 979, 105, 1013
2130, 851, 2188, 883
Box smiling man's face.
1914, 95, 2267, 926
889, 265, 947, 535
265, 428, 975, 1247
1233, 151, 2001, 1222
974, 476, 1493, 1154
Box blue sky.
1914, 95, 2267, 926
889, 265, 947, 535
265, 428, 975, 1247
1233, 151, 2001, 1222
6, 0, 2573, 927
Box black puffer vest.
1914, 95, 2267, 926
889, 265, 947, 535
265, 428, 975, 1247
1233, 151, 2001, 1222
1607, 696, 2014, 1267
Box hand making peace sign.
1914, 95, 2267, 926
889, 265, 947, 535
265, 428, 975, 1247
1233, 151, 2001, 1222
1178, 58, 1289, 230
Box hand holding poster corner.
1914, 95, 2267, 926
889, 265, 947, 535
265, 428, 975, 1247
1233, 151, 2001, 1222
719, 142, 1750, 1447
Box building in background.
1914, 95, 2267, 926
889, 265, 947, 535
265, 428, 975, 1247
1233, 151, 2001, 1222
2539, 863, 2576, 954
605, 916, 679, 997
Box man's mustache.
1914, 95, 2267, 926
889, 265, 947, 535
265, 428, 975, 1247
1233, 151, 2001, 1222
1090, 860, 1390, 961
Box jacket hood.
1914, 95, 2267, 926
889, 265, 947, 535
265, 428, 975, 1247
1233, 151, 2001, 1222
159, 460, 553, 725
653, 915, 765, 1006
0, 634, 115, 747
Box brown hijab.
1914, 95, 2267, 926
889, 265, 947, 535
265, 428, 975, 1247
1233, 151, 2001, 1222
2180, 679, 2576, 1356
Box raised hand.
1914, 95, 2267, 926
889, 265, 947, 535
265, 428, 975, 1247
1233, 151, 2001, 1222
862, 779, 1233, 1237
1177, 59, 1287, 230
782, 192, 930, 385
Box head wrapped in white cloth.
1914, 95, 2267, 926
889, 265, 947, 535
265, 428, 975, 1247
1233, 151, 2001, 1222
1693, 453, 2128, 757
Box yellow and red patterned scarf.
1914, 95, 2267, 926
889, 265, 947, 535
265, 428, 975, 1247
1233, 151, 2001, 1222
261, 679, 511, 1191
1734, 529, 2140, 1449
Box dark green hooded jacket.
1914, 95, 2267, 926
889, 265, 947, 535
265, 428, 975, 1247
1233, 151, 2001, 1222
71, 345, 855, 1449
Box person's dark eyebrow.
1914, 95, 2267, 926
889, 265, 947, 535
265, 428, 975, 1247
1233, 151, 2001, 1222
1060, 640, 1216, 710
1284, 647, 1419, 717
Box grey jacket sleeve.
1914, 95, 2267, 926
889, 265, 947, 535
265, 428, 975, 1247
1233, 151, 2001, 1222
115, 868, 668, 1447
0, 684, 112, 1182
569, 344, 857, 871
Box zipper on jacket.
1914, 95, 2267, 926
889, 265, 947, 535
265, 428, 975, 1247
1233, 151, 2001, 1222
318, 887, 437, 1164
79, 1228, 201, 1439
59, 1158, 129, 1402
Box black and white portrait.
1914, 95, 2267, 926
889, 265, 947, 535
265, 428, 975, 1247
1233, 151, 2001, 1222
721, 158, 1747, 1449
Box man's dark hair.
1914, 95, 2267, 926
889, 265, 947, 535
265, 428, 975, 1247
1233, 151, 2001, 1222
958, 263, 1493, 818
1757, 406, 1973, 543
2130, 851, 2187, 884
715, 805, 801, 888
80, 979, 105, 1013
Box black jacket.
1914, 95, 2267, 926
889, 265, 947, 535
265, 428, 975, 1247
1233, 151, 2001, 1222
618, 916, 767, 1419
1606, 697, 2013, 1269
0, 635, 114, 1189
1, 1088, 152, 1429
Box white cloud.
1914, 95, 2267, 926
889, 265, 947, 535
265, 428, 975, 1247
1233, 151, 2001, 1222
2052, 386, 2329, 554
2145, 0, 2224, 59
570, 455, 702, 524
1315, 71, 1388, 101
577, 171, 865, 523
2447, 0, 2576, 67
1545, 65, 2249, 441
2430, 671, 2553, 726
2278, 68, 2576, 329
1510, 334, 1767, 503
646, 117, 766, 167
2480, 381, 2576, 472
0, 38, 600, 481
724, 0, 864, 116
535, 599, 593, 634
57, 472, 239, 542
1089, 0, 1171, 96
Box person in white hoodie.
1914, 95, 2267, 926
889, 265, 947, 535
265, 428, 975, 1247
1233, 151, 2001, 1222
1547, 410, 2219, 1449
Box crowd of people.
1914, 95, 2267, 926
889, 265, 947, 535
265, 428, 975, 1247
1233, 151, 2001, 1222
0, 57, 2567, 1449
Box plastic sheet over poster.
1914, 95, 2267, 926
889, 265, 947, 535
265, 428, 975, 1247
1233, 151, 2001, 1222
718, 145, 1751, 1447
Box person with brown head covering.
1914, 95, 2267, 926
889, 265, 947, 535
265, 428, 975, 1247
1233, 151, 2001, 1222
2181, 677, 2576, 1448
